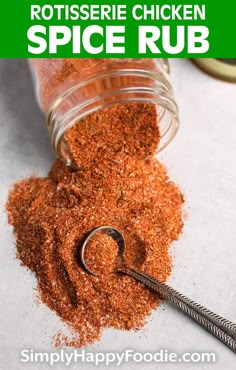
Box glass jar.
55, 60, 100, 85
29, 58, 179, 167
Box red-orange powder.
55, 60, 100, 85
7, 65, 183, 348
65, 103, 160, 168
84, 233, 119, 276
7, 155, 183, 347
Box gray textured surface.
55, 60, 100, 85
0, 59, 235, 369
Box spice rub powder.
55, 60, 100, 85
7, 102, 183, 347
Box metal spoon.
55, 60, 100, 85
80, 226, 236, 353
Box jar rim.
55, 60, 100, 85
47, 69, 179, 167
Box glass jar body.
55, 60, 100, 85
29, 58, 179, 166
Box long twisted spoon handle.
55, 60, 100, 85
119, 267, 236, 353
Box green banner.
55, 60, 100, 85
0, 0, 236, 57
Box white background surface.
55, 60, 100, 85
0, 59, 235, 369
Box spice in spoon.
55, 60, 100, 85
83, 232, 119, 276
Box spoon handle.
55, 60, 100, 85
121, 267, 236, 353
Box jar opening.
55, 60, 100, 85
47, 70, 179, 167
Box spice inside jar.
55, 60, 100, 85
65, 102, 160, 168
29, 58, 179, 166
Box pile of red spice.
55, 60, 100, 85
7, 103, 183, 347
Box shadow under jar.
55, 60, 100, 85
29, 58, 179, 167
